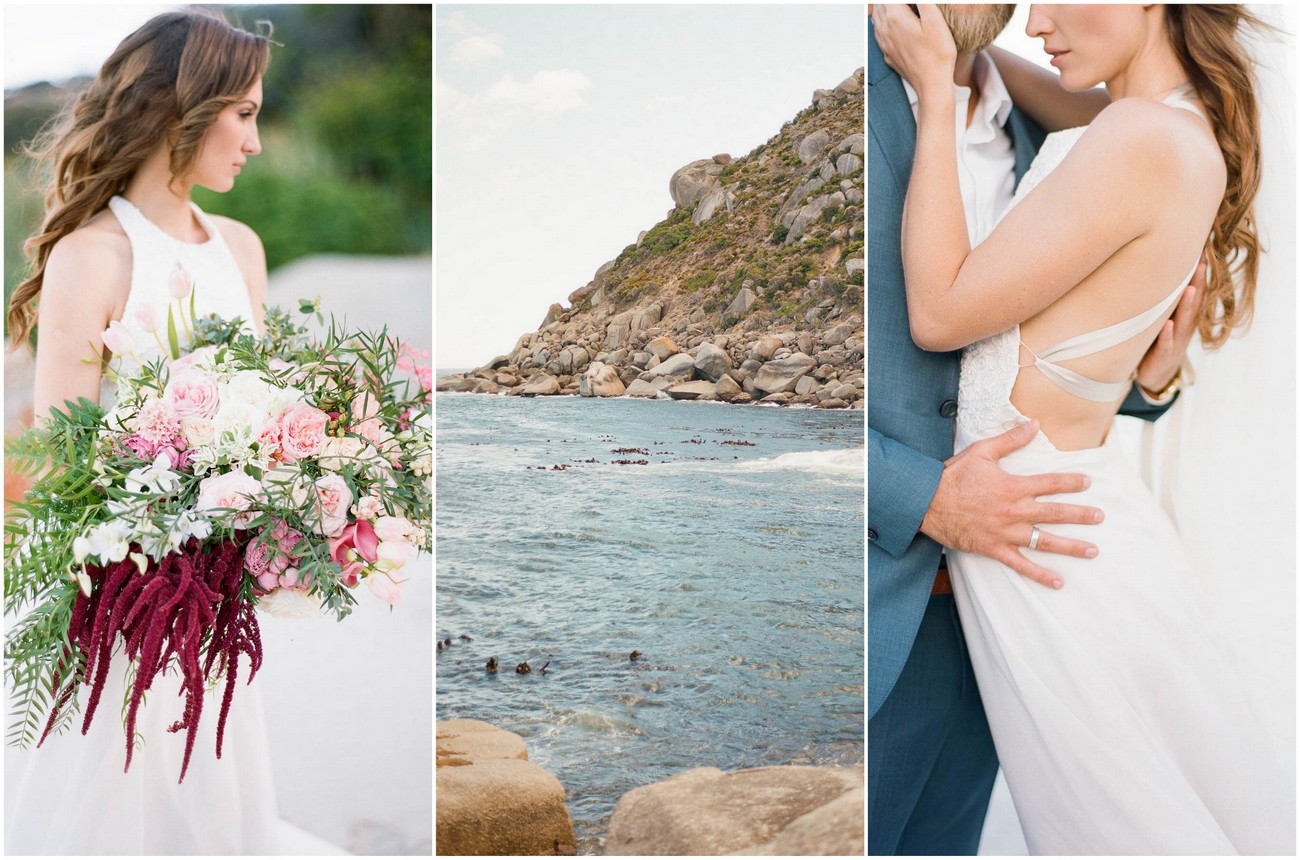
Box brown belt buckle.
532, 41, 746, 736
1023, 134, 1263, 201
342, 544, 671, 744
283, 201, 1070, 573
932, 566, 953, 595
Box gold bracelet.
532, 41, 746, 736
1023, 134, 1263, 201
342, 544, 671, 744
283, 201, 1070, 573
1146, 368, 1181, 402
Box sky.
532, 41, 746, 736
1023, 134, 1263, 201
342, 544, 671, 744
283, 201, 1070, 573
4, 5, 174, 89
436, 4, 864, 369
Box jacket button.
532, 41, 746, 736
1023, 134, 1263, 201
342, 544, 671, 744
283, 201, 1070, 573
940, 400, 958, 418
868, 528, 878, 541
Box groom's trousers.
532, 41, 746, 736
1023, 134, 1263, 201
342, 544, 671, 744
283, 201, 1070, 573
868, 593, 998, 855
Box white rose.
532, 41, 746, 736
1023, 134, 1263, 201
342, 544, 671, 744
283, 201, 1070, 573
181, 416, 216, 449
317, 436, 366, 472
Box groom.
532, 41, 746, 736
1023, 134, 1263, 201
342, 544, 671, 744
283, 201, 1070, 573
867, 5, 1201, 855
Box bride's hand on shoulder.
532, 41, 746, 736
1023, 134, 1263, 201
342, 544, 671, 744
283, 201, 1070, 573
872, 4, 956, 98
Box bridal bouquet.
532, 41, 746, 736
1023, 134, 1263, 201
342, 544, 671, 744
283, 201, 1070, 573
4, 295, 432, 781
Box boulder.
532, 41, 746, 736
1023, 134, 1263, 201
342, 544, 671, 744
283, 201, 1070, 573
817, 398, 849, 410
833, 74, 863, 97
540, 303, 565, 328
580, 362, 627, 398
520, 374, 561, 396
665, 380, 717, 401
722, 287, 758, 325
831, 383, 860, 402
436, 719, 576, 856
643, 353, 696, 382
759, 392, 793, 405
754, 353, 817, 395
749, 336, 783, 363
844, 259, 864, 279
692, 342, 733, 382
645, 336, 680, 362
794, 375, 819, 396
715, 374, 742, 402
436, 375, 477, 393
823, 321, 858, 347
797, 129, 831, 165
835, 153, 862, 177
670, 158, 726, 209
624, 379, 663, 398
693, 186, 735, 225
605, 765, 862, 856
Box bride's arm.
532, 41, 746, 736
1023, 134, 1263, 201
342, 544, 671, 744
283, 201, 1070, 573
987, 46, 1110, 132
32, 233, 126, 420
874, 5, 1205, 353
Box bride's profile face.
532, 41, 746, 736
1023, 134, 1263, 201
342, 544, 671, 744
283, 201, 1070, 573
189, 79, 263, 193
1026, 5, 1147, 92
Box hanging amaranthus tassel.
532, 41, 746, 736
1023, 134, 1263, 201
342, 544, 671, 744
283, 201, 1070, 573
37, 537, 262, 783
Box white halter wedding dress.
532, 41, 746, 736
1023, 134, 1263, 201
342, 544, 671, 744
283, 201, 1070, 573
948, 92, 1294, 854
5, 197, 282, 854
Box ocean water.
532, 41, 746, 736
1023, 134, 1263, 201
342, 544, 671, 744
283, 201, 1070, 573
435, 391, 864, 853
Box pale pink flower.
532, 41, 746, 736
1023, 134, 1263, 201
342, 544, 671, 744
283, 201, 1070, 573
195, 470, 261, 525
168, 265, 193, 300
164, 368, 220, 420
318, 436, 365, 472
134, 399, 182, 446
376, 538, 417, 571
101, 320, 135, 356
170, 345, 217, 375
365, 570, 405, 605
311, 473, 352, 537
373, 516, 415, 543
277, 402, 329, 463
133, 304, 162, 333
181, 416, 215, 449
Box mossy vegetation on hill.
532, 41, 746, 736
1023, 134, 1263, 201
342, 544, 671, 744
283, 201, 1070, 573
579, 73, 864, 336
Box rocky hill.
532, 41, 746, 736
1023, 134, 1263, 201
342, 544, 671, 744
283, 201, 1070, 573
438, 69, 864, 408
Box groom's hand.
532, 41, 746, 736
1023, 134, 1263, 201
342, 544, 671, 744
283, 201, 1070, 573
1136, 249, 1205, 395
920, 420, 1102, 590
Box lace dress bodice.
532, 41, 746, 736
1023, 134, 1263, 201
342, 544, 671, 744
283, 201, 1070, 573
957, 89, 1205, 446
956, 128, 1087, 443
109, 195, 256, 375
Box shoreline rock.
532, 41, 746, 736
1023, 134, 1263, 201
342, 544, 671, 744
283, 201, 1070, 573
436, 719, 576, 856
605, 764, 864, 856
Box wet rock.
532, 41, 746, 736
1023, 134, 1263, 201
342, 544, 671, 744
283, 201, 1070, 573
521, 374, 561, 396
579, 362, 627, 398
665, 380, 717, 401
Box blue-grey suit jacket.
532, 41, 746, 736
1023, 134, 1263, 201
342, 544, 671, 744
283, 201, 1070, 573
867, 22, 1174, 719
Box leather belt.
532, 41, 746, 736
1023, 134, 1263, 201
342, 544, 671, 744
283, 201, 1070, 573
932, 565, 953, 596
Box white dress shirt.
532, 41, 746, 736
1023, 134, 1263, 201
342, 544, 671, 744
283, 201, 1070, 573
902, 51, 1016, 245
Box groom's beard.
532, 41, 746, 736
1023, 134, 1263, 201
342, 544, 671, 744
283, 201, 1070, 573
938, 4, 1016, 55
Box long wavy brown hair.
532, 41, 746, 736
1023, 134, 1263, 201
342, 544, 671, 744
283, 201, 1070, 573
7, 8, 271, 349
1165, 4, 1272, 349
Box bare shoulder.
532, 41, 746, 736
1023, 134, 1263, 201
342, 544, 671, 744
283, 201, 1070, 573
43, 212, 132, 308
1085, 98, 1225, 186
209, 214, 265, 267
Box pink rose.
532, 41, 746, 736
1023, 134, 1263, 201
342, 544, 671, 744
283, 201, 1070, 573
329, 519, 379, 587
365, 570, 404, 606
170, 345, 217, 375
196, 470, 261, 525
123, 434, 155, 461
277, 402, 329, 463
311, 473, 352, 537
134, 399, 182, 446
165, 369, 220, 420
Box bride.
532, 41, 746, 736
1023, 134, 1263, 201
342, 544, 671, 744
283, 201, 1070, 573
5, 10, 281, 854
872, 3, 1292, 853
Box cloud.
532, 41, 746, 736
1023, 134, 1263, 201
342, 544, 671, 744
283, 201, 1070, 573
449, 34, 505, 65
436, 76, 469, 120
439, 11, 505, 66
484, 69, 594, 115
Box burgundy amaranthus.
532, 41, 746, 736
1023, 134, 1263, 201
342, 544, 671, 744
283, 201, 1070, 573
37, 538, 263, 783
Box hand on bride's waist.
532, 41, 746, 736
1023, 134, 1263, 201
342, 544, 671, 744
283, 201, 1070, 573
920, 419, 1103, 591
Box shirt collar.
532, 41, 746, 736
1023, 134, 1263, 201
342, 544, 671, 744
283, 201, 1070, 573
901, 51, 1014, 128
